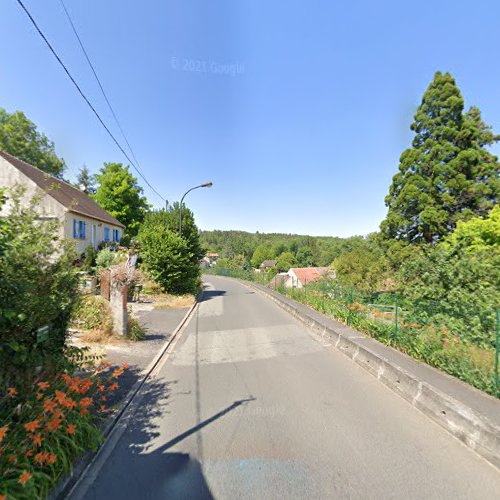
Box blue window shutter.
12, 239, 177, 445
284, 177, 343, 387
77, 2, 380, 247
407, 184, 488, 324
104, 227, 110, 242
82, 222, 86, 240
73, 219, 78, 238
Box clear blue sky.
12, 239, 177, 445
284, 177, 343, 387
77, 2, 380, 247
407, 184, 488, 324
1, 0, 499, 237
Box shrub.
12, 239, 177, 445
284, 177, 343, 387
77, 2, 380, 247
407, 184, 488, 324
0, 363, 128, 499
95, 248, 117, 273
0, 188, 79, 392
127, 311, 145, 341
82, 246, 97, 273
138, 222, 200, 294
70, 296, 112, 334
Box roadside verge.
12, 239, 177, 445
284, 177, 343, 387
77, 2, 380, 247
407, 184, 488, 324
243, 280, 500, 470
50, 291, 202, 499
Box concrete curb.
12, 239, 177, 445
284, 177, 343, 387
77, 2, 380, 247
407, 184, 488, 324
243, 280, 500, 470
50, 290, 203, 499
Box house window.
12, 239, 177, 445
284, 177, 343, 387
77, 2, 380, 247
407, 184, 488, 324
112, 229, 120, 242
79, 221, 86, 239
104, 227, 110, 242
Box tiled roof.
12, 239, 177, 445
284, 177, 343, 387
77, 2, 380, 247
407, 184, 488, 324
0, 151, 125, 228
290, 267, 330, 285
260, 260, 277, 268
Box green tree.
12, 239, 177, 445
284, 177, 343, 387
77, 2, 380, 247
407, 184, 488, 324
333, 248, 392, 291
251, 244, 273, 268
276, 251, 296, 272
93, 162, 149, 238
296, 247, 316, 267
0, 107, 65, 177
138, 218, 199, 294
77, 165, 96, 195
0, 187, 79, 389
382, 72, 499, 244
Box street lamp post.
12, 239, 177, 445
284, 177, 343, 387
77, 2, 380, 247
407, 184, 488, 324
179, 181, 213, 235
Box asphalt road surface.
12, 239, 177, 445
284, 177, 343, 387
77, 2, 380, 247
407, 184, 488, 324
72, 276, 500, 499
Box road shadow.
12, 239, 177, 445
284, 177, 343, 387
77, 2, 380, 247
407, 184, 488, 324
82, 374, 255, 499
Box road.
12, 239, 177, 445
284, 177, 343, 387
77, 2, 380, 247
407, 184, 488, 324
72, 276, 500, 499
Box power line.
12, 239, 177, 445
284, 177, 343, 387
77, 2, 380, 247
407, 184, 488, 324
15, 0, 165, 202
58, 0, 157, 195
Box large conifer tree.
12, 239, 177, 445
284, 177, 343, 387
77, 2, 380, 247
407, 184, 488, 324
382, 72, 499, 243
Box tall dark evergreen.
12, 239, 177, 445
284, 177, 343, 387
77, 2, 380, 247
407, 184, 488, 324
382, 72, 499, 243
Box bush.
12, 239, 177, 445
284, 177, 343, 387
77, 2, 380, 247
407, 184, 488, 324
0, 188, 79, 391
0, 363, 128, 499
127, 311, 145, 341
82, 246, 97, 273
138, 221, 200, 295
70, 296, 112, 334
95, 247, 117, 273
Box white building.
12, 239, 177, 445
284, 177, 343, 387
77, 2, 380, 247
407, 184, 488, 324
0, 151, 125, 254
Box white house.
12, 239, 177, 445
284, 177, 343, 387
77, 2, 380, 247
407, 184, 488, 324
285, 267, 332, 288
0, 151, 125, 254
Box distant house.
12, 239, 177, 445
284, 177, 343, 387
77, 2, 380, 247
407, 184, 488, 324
207, 252, 219, 264
259, 260, 277, 271
0, 151, 125, 254
268, 273, 288, 289
285, 267, 332, 288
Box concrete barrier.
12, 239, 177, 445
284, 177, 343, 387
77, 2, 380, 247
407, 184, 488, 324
244, 280, 500, 470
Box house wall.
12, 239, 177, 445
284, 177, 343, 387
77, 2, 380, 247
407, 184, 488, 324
285, 270, 302, 288
1, 156, 124, 255
64, 212, 123, 255
0, 156, 67, 223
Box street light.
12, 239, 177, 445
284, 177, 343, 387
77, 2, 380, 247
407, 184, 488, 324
179, 181, 213, 235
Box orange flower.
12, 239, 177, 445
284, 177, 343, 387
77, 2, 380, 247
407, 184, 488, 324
35, 451, 49, 464
47, 453, 57, 464
32, 434, 43, 447
18, 471, 32, 486
67, 424, 76, 435
25, 449, 33, 458
52, 408, 64, 420
43, 398, 57, 413
101, 395, 107, 402
24, 419, 41, 433
108, 382, 119, 392
112, 368, 123, 379
80, 408, 88, 415
69, 382, 80, 393
99, 405, 106, 411
98, 385, 105, 393
7, 387, 17, 396
54, 390, 67, 405
79, 397, 93, 408
80, 378, 93, 393
46, 417, 62, 432
0, 425, 8, 444
61, 397, 77, 410
37, 381, 50, 390
0, 494, 6, 500
8, 454, 17, 464
61, 373, 72, 384
122, 362, 129, 370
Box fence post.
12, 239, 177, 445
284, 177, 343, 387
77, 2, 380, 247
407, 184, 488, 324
347, 287, 353, 326
394, 293, 399, 341
495, 309, 499, 397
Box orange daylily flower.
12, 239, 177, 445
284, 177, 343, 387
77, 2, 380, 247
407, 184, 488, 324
101, 395, 107, 402
79, 397, 93, 408
61, 397, 77, 410
79, 379, 93, 394
80, 408, 88, 415
24, 420, 41, 433
122, 363, 129, 370
67, 424, 76, 435
36, 392, 44, 400
98, 385, 105, 393
35, 451, 49, 464
54, 390, 67, 405
0, 425, 8, 444
61, 373, 72, 384
52, 408, 64, 420
112, 368, 123, 379
37, 381, 50, 390
46, 417, 62, 432
0, 494, 6, 500
99, 405, 106, 411
8, 454, 17, 464
43, 398, 58, 413
18, 471, 32, 486
7, 387, 17, 396
25, 449, 33, 458
108, 382, 119, 392
47, 453, 57, 464
32, 434, 43, 447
